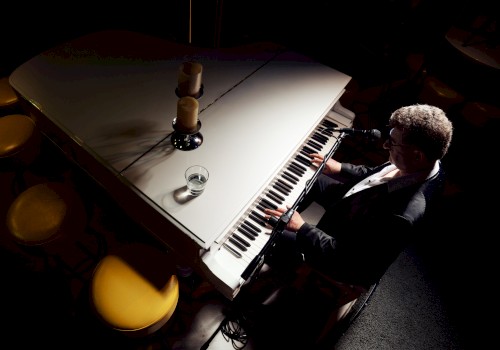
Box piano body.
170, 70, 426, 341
9, 30, 355, 300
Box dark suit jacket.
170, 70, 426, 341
295, 162, 446, 289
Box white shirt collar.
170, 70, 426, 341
344, 161, 440, 198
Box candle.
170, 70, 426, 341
176, 96, 199, 133
177, 61, 203, 98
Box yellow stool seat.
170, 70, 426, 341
0, 114, 42, 194
91, 243, 179, 336
0, 114, 36, 158
461, 101, 500, 128
6, 182, 87, 245
417, 76, 465, 112
0, 77, 19, 111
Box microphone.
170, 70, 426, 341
330, 128, 381, 139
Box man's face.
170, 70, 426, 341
383, 127, 416, 171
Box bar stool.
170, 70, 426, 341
5, 181, 106, 283
460, 101, 500, 129
0, 114, 42, 193
90, 243, 179, 347
417, 76, 465, 112
0, 77, 20, 115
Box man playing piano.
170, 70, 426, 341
260, 103, 453, 342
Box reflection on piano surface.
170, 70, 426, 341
200, 102, 355, 299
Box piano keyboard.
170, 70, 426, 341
200, 103, 355, 299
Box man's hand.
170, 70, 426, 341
264, 206, 305, 232
309, 153, 341, 175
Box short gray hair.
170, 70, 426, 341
389, 104, 453, 160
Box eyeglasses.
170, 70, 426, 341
386, 137, 412, 148
385, 127, 414, 148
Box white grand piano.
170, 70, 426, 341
9, 30, 355, 300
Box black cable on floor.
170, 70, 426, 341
220, 316, 248, 349
200, 307, 249, 350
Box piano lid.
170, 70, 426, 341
9, 30, 284, 172
121, 50, 351, 250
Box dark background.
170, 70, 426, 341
2, 1, 498, 103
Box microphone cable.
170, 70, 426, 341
220, 313, 249, 349
200, 305, 250, 350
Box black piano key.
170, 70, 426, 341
277, 179, 293, 191
269, 190, 285, 202
229, 237, 247, 251
282, 172, 298, 185
233, 233, 252, 247
249, 211, 267, 227
243, 220, 261, 233
251, 210, 267, 222
223, 243, 242, 258
273, 182, 290, 196
295, 154, 311, 167
260, 198, 278, 210
287, 164, 303, 177
322, 119, 338, 128
291, 161, 307, 172
300, 149, 312, 158
284, 171, 299, 183
306, 140, 323, 151
312, 133, 328, 144
316, 131, 330, 142
232, 234, 251, 247
237, 226, 256, 240
263, 197, 280, 210
256, 204, 267, 212
288, 162, 305, 175
266, 191, 283, 205
302, 145, 316, 155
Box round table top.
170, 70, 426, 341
446, 26, 500, 70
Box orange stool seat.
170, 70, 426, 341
91, 243, 179, 337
